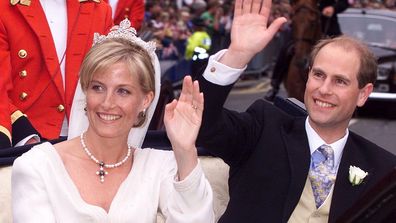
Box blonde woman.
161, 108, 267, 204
12, 20, 214, 223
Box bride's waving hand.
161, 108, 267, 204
164, 76, 204, 180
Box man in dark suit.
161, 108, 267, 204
177, 0, 396, 222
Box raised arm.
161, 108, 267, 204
220, 0, 287, 68
163, 76, 204, 180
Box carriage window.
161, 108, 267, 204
339, 12, 396, 48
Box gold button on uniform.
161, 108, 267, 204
10, 0, 19, 5
19, 70, 27, 78
57, 104, 65, 112
18, 49, 27, 58
19, 92, 28, 101
124, 8, 130, 18
10, 0, 31, 6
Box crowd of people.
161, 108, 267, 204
140, 0, 396, 63
0, 0, 395, 222
140, 0, 234, 62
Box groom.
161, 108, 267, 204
194, 0, 396, 222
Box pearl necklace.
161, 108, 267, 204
80, 133, 132, 183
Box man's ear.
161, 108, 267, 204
357, 83, 373, 107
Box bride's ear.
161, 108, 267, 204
142, 91, 154, 110
133, 91, 154, 128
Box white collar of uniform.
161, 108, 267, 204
108, 0, 118, 19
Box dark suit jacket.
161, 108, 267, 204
197, 77, 396, 223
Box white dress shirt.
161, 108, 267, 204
40, 0, 68, 136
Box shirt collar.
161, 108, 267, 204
305, 117, 349, 169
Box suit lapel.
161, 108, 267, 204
281, 117, 311, 222
329, 137, 373, 222
16, 1, 65, 98
278, 119, 374, 221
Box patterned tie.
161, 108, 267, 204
309, 145, 336, 208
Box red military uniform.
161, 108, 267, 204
0, 0, 112, 146
111, 0, 144, 31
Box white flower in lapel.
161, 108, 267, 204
349, 165, 368, 186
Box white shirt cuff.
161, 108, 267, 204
14, 134, 40, 147
202, 49, 247, 86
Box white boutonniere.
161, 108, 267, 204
349, 165, 368, 186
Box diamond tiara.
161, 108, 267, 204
93, 19, 157, 59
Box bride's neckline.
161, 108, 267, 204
49, 142, 140, 214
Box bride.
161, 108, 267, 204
11, 19, 214, 223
